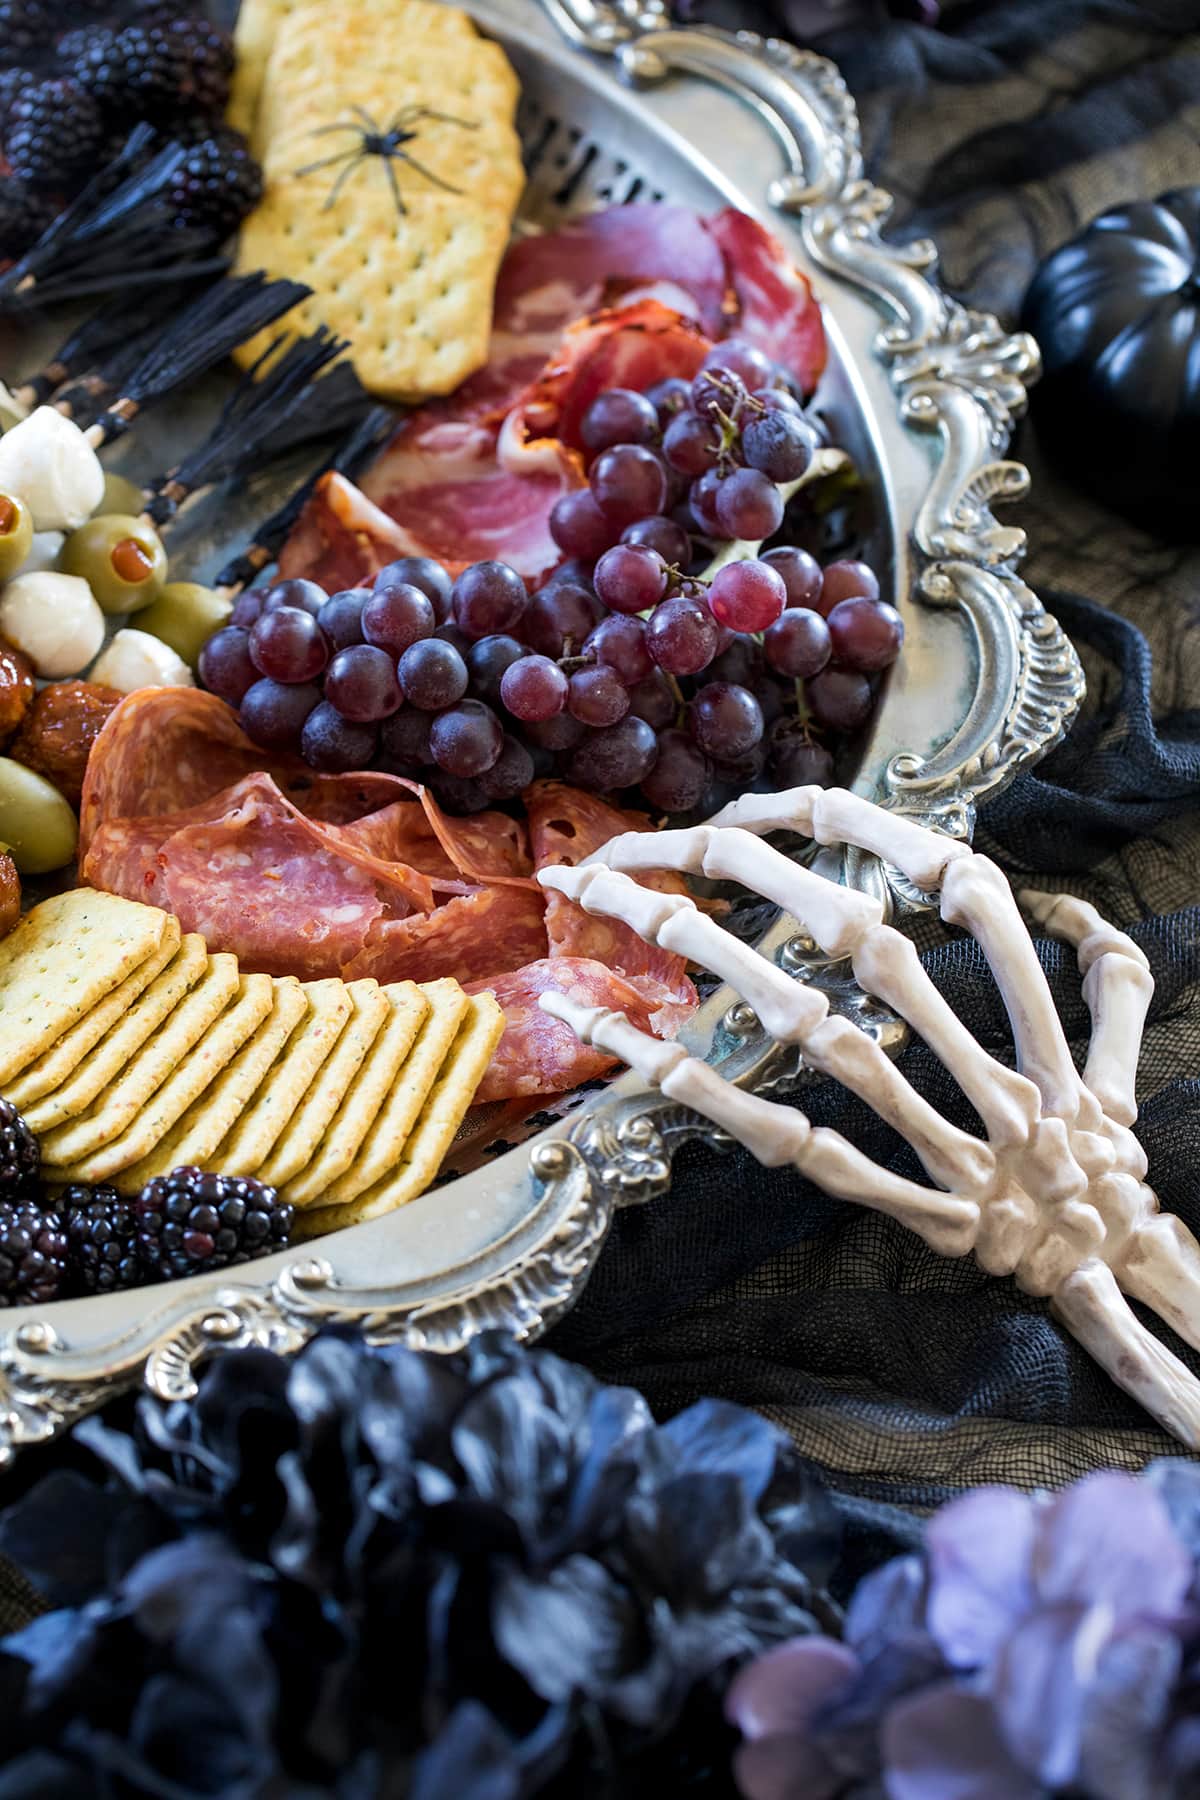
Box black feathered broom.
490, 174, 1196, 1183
79, 272, 311, 450
0, 127, 231, 311
140, 327, 352, 527
213, 405, 396, 596
8, 284, 207, 412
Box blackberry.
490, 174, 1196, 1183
54, 22, 114, 70
0, 0, 57, 69
7, 76, 104, 190
0, 1098, 40, 1202
136, 1167, 293, 1282
167, 128, 262, 237
63, 1183, 141, 1295
0, 176, 53, 258
0, 1201, 66, 1307
0, 64, 33, 142
79, 16, 233, 125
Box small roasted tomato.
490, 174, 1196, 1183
9, 679, 122, 809
0, 851, 19, 940
0, 635, 35, 750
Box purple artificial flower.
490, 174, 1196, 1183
728, 1467, 1200, 1800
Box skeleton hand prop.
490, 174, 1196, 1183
535, 786, 1200, 1448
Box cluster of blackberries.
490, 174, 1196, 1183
0, 2, 260, 260
0, 1100, 294, 1306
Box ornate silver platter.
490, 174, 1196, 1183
0, 0, 1083, 1460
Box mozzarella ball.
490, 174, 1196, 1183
0, 407, 105, 532
0, 570, 106, 678
89, 628, 195, 694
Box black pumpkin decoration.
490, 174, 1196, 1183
1021, 188, 1200, 540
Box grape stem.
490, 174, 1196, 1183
698, 447, 853, 585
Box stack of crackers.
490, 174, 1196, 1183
0, 892, 503, 1234
230, 0, 525, 401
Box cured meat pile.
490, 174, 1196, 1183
277, 203, 826, 590
79, 689, 697, 1103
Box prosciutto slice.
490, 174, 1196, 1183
707, 209, 827, 392
279, 203, 825, 593
503, 298, 711, 462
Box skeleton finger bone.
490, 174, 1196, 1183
542, 863, 994, 1195
1053, 1261, 1200, 1449
1021, 889, 1154, 1129
541, 992, 982, 1259
547, 788, 1200, 1449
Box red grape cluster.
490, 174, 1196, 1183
197, 344, 903, 814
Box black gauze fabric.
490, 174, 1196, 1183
546, 0, 1200, 1517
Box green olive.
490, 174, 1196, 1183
100, 471, 146, 518
0, 758, 78, 874
0, 491, 33, 582
136, 580, 233, 668
59, 513, 168, 616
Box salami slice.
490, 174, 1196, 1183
346, 883, 548, 986
83, 773, 437, 979
465, 957, 672, 1102
526, 781, 697, 1030
416, 789, 532, 882
79, 689, 409, 852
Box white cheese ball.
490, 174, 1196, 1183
0, 570, 106, 678
0, 406, 105, 532
90, 628, 195, 694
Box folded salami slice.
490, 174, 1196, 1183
79, 689, 407, 855
527, 781, 697, 1033
465, 957, 677, 1103
346, 884, 549, 987
83, 773, 438, 979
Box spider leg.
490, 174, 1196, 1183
541, 864, 995, 1196
585, 818, 1050, 1161
304, 122, 366, 140
394, 149, 464, 196
322, 156, 363, 213
294, 147, 360, 180
400, 105, 479, 130
1021, 890, 1153, 1129
351, 104, 381, 133
383, 155, 407, 220
1053, 1259, 1200, 1447
540, 991, 982, 1259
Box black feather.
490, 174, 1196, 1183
87, 273, 312, 447
0, 127, 230, 312
214, 405, 397, 593
142, 329, 351, 525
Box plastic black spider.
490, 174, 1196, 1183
295, 104, 479, 217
